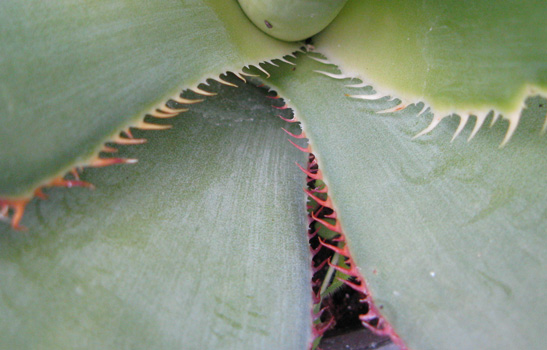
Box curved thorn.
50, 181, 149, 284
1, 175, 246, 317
328, 259, 359, 277
217, 76, 238, 87
11, 201, 28, 230
311, 185, 328, 193
377, 103, 406, 114
71, 169, 80, 180
312, 290, 322, 304
288, 139, 311, 153
331, 234, 345, 243
160, 106, 189, 113
90, 157, 138, 167
310, 244, 322, 256
282, 127, 306, 139
276, 56, 296, 65
468, 113, 488, 141
312, 317, 335, 337
49, 178, 95, 189
0, 200, 29, 230
359, 312, 379, 323
312, 307, 327, 321
323, 211, 338, 219
337, 277, 367, 294
490, 113, 501, 127
451, 114, 469, 142
233, 72, 247, 83
345, 81, 369, 88
278, 114, 299, 123
500, 114, 520, 147
34, 187, 47, 200
253, 64, 270, 78
296, 162, 322, 180
317, 238, 348, 255
307, 55, 332, 65
136, 121, 172, 130
112, 135, 147, 145
171, 96, 204, 105
346, 92, 384, 100
150, 110, 179, 119
240, 70, 258, 77
190, 87, 217, 96
100, 145, 118, 153
360, 321, 385, 336
123, 128, 134, 138
415, 103, 429, 116
312, 259, 329, 273
308, 226, 319, 237
273, 104, 289, 110
414, 115, 443, 139
314, 70, 348, 79
0, 204, 8, 217
304, 188, 331, 208
313, 214, 343, 234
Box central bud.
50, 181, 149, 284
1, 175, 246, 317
237, 0, 348, 42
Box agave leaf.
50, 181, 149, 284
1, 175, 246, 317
0, 80, 311, 349
315, 0, 547, 143
0, 0, 298, 198
265, 53, 547, 350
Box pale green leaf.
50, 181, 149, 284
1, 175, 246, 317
0, 0, 298, 197
265, 53, 547, 350
315, 0, 547, 142
0, 81, 311, 350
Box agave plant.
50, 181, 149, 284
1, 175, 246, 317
1, 1, 545, 349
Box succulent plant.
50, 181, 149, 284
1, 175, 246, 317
1, 1, 545, 350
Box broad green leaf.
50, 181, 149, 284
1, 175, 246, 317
265, 53, 547, 350
0, 80, 311, 349
315, 0, 547, 142
0, 0, 298, 198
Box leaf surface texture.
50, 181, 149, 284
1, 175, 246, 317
0, 0, 298, 197
266, 54, 547, 350
0, 81, 311, 350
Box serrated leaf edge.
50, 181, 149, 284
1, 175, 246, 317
308, 52, 547, 147
0, 54, 299, 230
